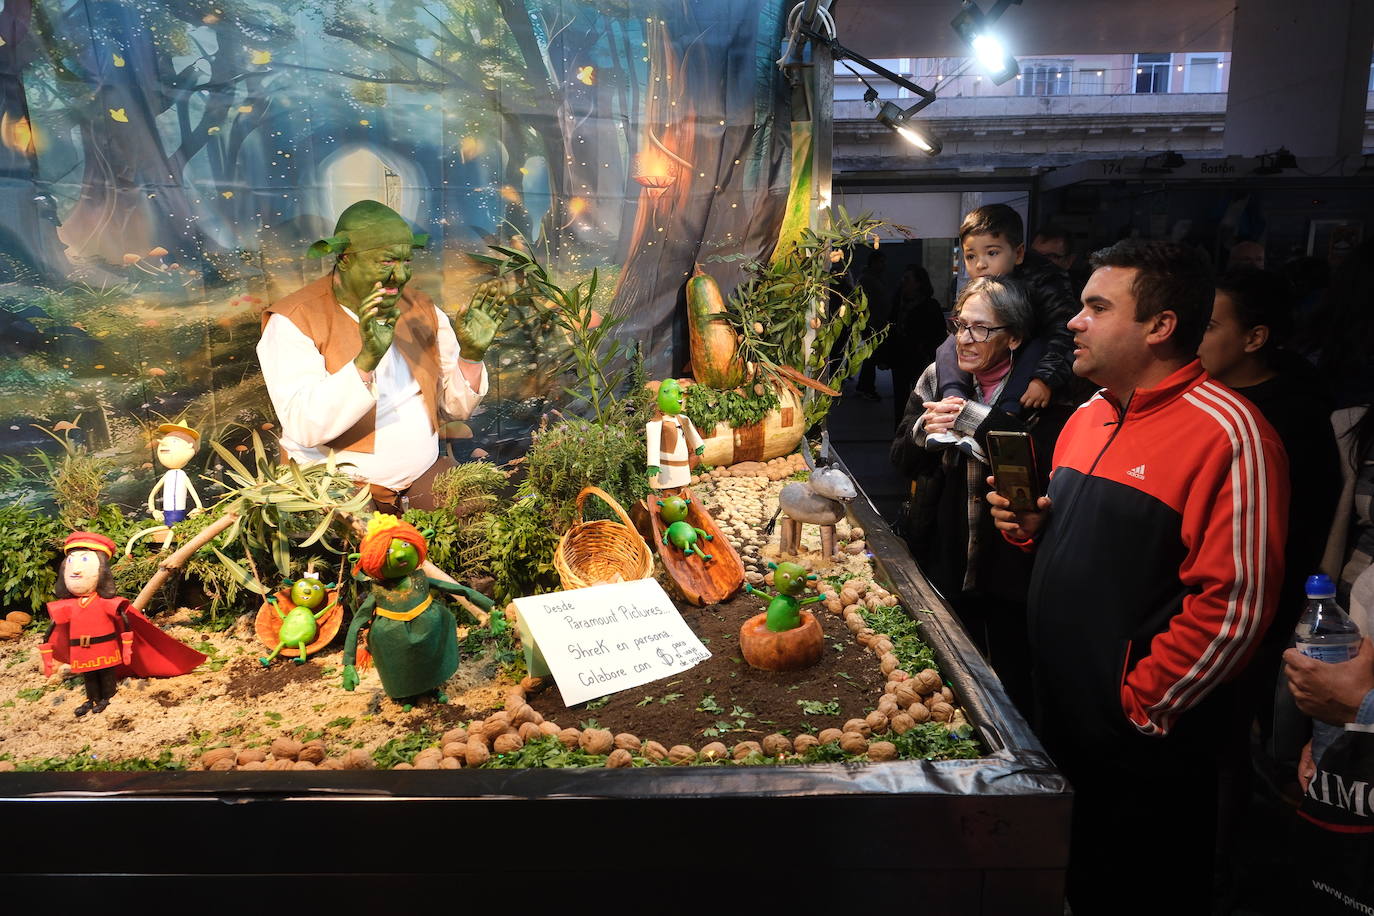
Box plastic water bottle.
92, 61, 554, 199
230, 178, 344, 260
1294, 573, 1362, 763
1295, 574, 1362, 663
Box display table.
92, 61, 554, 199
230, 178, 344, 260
0, 456, 1069, 910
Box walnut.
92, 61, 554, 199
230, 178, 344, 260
198, 747, 235, 770
342, 749, 375, 770
440, 757, 461, 769
940, 686, 955, 704
442, 742, 466, 759
817, 728, 845, 745
873, 637, 894, 655
890, 712, 916, 734
441, 727, 469, 746
793, 734, 820, 754
876, 695, 900, 717
538, 721, 562, 736
239, 760, 267, 771
606, 748, 634, 768
269, 737, 301, 761
643, 741, 669, 762
268, 758, 296, 771
865, 710, 890, 734
518, 721, 543, 742
699, 741, 729, 762
839, 732, 869, 755
844, 613, 865, 633
762, 734, 793, 757
732, 740, 763, 761
207, 757, 236, 771
493, 733, 524, 754
0, 621, 21, 639
894, 683, 919, 708
412, 753, 441, 770
5, 611, 32, 626
614, 733, 642, 753
296, 744, 326, 765
509, 703, 537, 725
915, 668, 943, 695
481, 714, 511, 741
879, 653, 899, 675
889, 669, 910, 682
928, 701, 955, 722
236, 748, 267, 766
843, 718, 872, 738
908, 702, 931, 723
557, 728, 581, 749
867, 741, 898, 762
464, 738, 490, 767
579, 728, 614, 755
668, 745, 697, 765
291, 760, 317, 770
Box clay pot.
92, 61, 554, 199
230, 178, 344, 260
739, 610, 823, 672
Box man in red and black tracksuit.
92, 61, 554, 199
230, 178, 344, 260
990, 240, 1288, 916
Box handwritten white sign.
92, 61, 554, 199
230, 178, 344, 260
512, 578, 711, 706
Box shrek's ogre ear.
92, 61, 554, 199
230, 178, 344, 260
411, 233, 429, 249
307, 234, 351, 259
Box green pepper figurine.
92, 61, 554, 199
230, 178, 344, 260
657, 495, 713, 561
342, 515, 494, 706
744, 561, 827, 632
260, 574, 338, 666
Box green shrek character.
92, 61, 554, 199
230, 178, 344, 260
260, 574, 338, 667
257, 200, 505, 514
744, 561, 827, 632
656, 495, 713, 562
341, 515, 494, 706
646, 379, 704, 491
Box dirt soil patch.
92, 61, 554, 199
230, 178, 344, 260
525, 588, 885, 747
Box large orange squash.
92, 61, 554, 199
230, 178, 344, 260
739, 610, 823, 671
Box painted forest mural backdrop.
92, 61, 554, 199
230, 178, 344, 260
0, 0, 798, 510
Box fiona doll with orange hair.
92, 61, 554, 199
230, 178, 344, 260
341, 514, 492, 705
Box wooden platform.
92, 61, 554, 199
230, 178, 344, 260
644, 487, 745, 606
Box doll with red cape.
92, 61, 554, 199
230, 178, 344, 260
40, 532, 207, 716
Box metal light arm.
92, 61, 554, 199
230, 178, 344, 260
799, 24, 939, 115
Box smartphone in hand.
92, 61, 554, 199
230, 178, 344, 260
987, 430, 1040, 512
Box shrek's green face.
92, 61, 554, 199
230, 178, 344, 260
773, 562, 813, 596
657, 379, 685, 415
380, 539, 420, 578
337, 240, 413, 313
657, 496, 690, 524
289, 577, 327, 609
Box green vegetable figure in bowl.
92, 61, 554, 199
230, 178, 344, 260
259, 575, 338, 667
657, 495, 713, 562
342, 515, 494, 706
741, 561, 828, 671
746, 561, 826, 632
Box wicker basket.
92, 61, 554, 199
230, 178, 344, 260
554, 486, 654, 590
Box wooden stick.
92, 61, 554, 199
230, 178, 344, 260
131, 512, 239, 611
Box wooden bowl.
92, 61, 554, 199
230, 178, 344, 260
739, 610, 823, 671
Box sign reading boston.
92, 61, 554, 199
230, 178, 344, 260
513, 579, 712, 706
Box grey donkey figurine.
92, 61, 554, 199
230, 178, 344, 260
776, 464, 857, 558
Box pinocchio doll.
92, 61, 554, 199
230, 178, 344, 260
41, 532, 206, 717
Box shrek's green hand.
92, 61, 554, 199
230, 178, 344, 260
355, 283, 397, 372
456, 286, 505, 360
646, 465, 660, 482
695, 445, 705, 456
341, 665, 359, 691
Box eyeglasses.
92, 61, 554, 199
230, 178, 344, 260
945, 318, 1008, 342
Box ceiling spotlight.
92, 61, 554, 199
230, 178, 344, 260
876, 100, 942, 156
951, 0, 1023, 85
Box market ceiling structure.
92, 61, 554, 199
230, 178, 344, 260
830, 0, 1235, 58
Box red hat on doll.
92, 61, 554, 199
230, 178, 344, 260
63, 531, 116, 558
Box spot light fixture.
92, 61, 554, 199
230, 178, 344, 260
876, 100, 943, 156
796, 16, 944, 156
1253, 147, 1298, 175
950, 0, 1024, 85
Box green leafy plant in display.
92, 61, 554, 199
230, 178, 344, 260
0, 504, 64, 613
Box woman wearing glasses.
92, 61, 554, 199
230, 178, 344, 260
890, 276, 1072, 716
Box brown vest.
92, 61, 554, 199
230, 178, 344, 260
261, 275, 441, 453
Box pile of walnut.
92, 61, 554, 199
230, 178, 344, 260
690, 452, 806, 484
0, 611, 32, 640
193, 578, 966, 771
